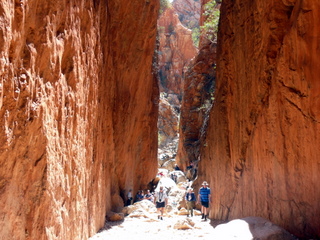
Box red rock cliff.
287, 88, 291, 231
157, 6, 198, 157
0, 0, 159, 239
172, 0, 201, 30
176, 42, 216, 172
200, 0, 320, 238
158, 7, 198, 97
176, 1, 220, 172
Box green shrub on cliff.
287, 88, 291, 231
192, 26, 200, 47
160, 0, 171, 15
201, 0, 220, 43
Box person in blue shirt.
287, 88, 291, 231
185, 188, 196, 217
144, 190, 153, 201
197, 181, 211, 221
135, 190, 144, 202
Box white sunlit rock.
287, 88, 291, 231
173, 218, 195, 230
177, 208, 189, 215
157, 176, 176, 191
213, 217, 296, 240
134, 199, 156, 212
170, 170, 187, 183
128, 209, 151, 219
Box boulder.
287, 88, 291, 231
177, 208, 189, 215
165, 204, 174, 213
171, 170, 187, 183
173, 218, 195, 230
162, 159, 176, 171
128, 209, 151, 219
214, 217, 296, 240
106, 212, 124, 222
133, 200, 156, 212
157, 177, 177, 192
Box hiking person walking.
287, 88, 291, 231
154, 186, 168, 220
197, 181, 211, 221
185, 188, 196, 217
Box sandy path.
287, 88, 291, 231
89, 213, 218, 240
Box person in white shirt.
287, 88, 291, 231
154, 186, 168, 220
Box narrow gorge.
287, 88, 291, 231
0, 0, 319, 239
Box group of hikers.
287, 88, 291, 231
127, 180, 211, 221
185, 181, 211, 221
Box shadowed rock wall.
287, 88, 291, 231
0, 0, 159, 239
176, 42, 216, 172
200, 0, 320, 238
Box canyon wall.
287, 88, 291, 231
176, 41, 216, 172
158, 7, 198, 97
0, 0, 159, 239
157, 6, 197, 154
176, 0, 220, 172
200, 0, 320, 238
172, 0, 200, 30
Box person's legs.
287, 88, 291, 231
156, 202, 161, 219
157, 208, 160, 219
204, 202, 209, 221
201, 202, 209, 220
186, 201, 191, 217
190, 202, 194, 216
201, 205, 205, 219
160, 207, 164, 219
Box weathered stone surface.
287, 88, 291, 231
161, 159, 176, 170
173, 218, 195, 230
158, 96, 179, 148
177, 208, 189, 215
176, 42, 216, 171
200, 0, 320, 238
106, 212, 124, 222
171, 170, 187, 183
172, 0, 201, 30
214, 217, 296, 240
158, 7, 198, 96
0, 0, 159, 239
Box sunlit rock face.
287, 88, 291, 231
175, 0, 218, 172
200, 0, 320, 238
158, 96, 179, 148
158, 7, 198, 97
172, 0, 201, 30
0, 0, 159, 239
157, 6, 198, 162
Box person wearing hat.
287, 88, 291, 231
197, 181, 211, 221
154, 186, 168, 220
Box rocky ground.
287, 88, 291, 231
89, 211, 218, 240
89, 175, 298, 240
89, 174, 218, 240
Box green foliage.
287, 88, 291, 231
158, 26, 165, 34
201, 0, 220, 43
160, 0, 171, 15
192, 27, 200, 47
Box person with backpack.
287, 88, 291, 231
197, 181, 211, 221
